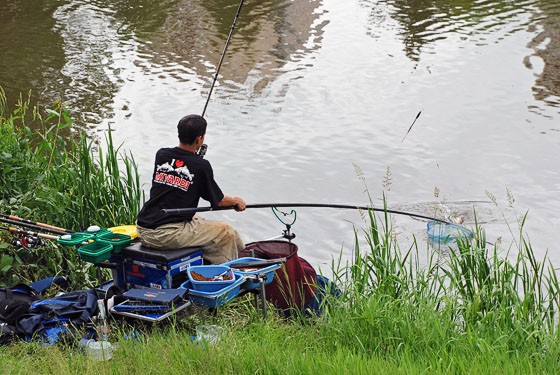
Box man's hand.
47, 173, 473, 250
232, 196, 246, 212
219, 195, 247, 212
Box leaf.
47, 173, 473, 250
0, 254, 13, 272
45, 109, 60, 117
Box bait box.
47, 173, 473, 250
180, 273, 245, 309
187, 265, 235, 292
96, 232, 133, 254
222, 257, 281, 290
77, 242, 113, 264
57, 232, 94, 246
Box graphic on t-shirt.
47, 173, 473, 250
154, 158, 194, 191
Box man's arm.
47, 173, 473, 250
218, 195, 247, 212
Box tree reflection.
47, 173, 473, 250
525, 2, 560, 115
0, 0, 66, 110
361, 0, 560, 117
145, 0, 326, 96
0, 0, 325, 125
361, 0, 539, 61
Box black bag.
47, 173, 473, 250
0, 284, 41, 344
0, 277, 69, 344
17, 289, 99, 338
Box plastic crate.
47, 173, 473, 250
180, 273, 245, 308
222, 257, 281, 290
77, 242, 113, 264
57, 232, 95, 246
188, 265, 236, 292
96, 232, 133, 254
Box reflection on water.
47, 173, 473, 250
360, 0, 560, 118
0, 0, 324, 125
146, 0, 326, 105
362, 0, 538, 61
525, 2, 560, 117
2, 0, 559, 124
0, 0, 65, 110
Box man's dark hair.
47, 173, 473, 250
177, 115, 207, 144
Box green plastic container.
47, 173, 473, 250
96, 232, 133, 254
77, 242, 113, 264
57, 232, 95, 246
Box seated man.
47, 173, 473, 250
136, 114, 246, 264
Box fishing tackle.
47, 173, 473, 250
1, 226, 57, 249
201, 0, 246, 117
162, 202, 452, 224
197, 143, 208, 158
197, 0, 245, 159
0, 214, 71, 235
11, 233, 45, 249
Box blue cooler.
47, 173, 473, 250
113, 243, 204, 289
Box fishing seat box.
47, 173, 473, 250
112, 243, 204, 290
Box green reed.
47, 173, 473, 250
321, 199, 560, 368
0, 88, 143, 285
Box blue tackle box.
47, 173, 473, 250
113, 243, 204, 289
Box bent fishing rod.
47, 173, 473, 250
161, 203, 451, 224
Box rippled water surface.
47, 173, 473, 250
1, 0, 559, 272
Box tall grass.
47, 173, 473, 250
0, 88, 143, 285
321, 200, 560, 368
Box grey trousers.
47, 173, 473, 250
136, 216, 244, 264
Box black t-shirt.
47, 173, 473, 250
137, 147, 224, 229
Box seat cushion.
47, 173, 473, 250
121, 242, 204, 263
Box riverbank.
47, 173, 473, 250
1, 93, 560, 373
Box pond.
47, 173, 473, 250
1, 0, 559, 272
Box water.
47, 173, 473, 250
1, 0, 559, 273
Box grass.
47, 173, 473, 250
3, 204, 559, 373
1, 89, 560, 373
0, 88, 143, 286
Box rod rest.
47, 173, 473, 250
121, 242, 204, 263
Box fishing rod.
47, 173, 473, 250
161, 203, 452, 224
0, 226, 59, 241
0, 213, 71, 234
201, 0, 245, 118
0, 216, 69, 236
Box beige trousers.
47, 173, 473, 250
136, 216, 244, 264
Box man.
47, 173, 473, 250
136, 114, 246, 264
